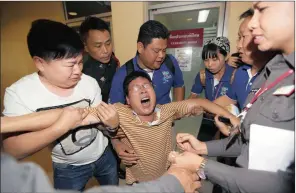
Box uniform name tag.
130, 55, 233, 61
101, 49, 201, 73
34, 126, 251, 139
273, 85, 295, 96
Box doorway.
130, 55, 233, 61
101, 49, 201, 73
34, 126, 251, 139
149, 1, 226, 140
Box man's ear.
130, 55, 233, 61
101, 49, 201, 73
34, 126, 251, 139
137, 42, 145, 54
126, 96, 130, 105
84, 42, 89, 53
33, 56, 47, 72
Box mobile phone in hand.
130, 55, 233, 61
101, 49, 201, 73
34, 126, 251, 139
218, 116, 231, 125
231, 52, 244, 67
203, 113, 231, 125
231, 52, 240, 57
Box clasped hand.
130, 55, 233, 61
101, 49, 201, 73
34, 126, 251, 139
83, 101, 119, 129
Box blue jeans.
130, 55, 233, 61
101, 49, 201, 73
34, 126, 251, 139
53, 145, 118, 191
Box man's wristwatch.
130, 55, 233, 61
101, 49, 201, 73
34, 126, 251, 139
196, 158, 207, 180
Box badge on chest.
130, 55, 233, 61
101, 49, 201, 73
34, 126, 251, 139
273, 85, 295, 96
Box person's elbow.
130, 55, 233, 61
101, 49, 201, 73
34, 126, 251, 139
2, 136, 30, 160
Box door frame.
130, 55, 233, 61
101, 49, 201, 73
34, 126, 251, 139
149, 2, 226, 37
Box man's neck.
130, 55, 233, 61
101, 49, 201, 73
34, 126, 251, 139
251, 61, 265, 75
213, 66, 226, 80
137, 56, 153, 72
138, 112, 155, 123
283, 39, 294, 56
89, 54, 111, 65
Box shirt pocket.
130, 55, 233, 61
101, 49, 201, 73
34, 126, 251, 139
260, 94, 294, 122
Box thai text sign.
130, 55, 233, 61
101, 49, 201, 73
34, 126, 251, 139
168, 28, 204, 48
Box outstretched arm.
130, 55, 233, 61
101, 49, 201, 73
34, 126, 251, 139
1, 109, 64, 133
2, 107, 88, 159
182, 98, 240, 127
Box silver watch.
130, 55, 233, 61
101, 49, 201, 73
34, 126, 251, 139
196, 158, 207, 180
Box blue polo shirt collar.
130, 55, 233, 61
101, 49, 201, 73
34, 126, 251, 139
132, 55, 154, 73
241, 64, 252, 70
220, 64, 234, 82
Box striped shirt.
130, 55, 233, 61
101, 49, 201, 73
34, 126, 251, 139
113, 100, 193, 184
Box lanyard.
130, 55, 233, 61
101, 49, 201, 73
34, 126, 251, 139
244, 69, 293, 111
238, 69, 294, 124
214, 82, 223, 100
226, 69, 294, 149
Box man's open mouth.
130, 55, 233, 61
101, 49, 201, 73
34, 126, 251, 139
141, 97, 150, 104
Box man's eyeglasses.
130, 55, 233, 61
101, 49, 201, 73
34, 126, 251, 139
130, 83, 153, 92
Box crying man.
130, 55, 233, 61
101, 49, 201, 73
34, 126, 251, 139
110, 71, 238, 185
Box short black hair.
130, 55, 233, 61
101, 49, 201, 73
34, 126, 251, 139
239, 8, 254, 20
202, 43, 227, 60
137, 20, 170, 47
123, 71, 152, 97
79, 16, 110, 42
27, 19, 84, 61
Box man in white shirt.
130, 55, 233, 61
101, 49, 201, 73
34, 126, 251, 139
2, 19, 119, 191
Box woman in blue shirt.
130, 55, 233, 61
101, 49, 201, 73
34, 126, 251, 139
189, 37, 236, 141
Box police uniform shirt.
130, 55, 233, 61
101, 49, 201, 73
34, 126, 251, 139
204, 53, 295, 193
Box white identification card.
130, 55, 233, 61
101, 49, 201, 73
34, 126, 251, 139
249, 124, 294, 172
273, 85, 295, 96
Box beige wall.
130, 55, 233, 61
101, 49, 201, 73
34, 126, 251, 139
226, 2, 253, 53
111, 2, 147, 64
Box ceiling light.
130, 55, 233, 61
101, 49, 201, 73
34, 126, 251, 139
68, 12, 77, 16
186, 18, 192, 21
198, 10, 210, 23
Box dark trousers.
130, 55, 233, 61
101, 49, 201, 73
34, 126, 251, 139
197, 119, 218, 142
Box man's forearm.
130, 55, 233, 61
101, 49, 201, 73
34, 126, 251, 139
1, 109, 63, 133
194, 98, 235, 119
188, 93, 198, 99
205, 159, 294, 193
213, 95, 235, 107
2, 121, 70, 159
173, 87, 185, 101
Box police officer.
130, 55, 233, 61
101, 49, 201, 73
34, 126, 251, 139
79, 16, 123, 180
170, 3, 294, 193
80, 16, 119, 103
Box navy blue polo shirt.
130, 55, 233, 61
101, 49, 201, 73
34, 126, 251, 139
191, 64, 235, 101
109, 54, 184, 105
226, 64, 259, 110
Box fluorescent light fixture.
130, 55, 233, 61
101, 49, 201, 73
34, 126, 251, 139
186, 18, 193, 21
198, 10, 210, 23
68, 12, 77, 16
